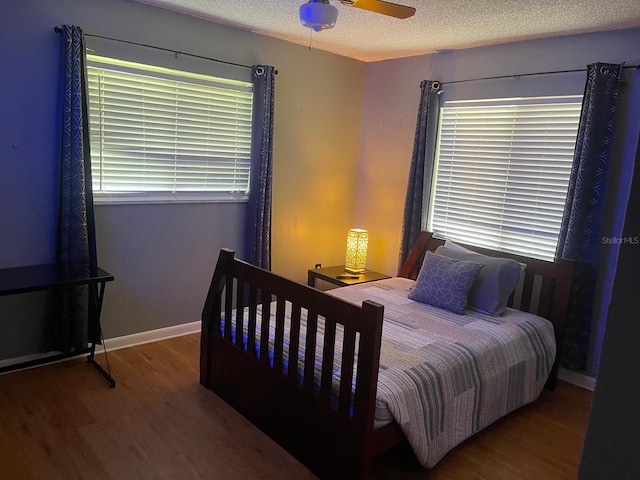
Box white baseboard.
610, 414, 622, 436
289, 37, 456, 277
95, 321, 201, 354
0, 321, 201, 372
0, 351, 63, 369
558, 367, 596, 391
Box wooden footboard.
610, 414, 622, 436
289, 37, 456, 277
200, 249, 387, 479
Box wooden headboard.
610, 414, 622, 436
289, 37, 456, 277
398, 231, 574, 388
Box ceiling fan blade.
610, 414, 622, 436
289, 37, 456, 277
341, 0, 416, 19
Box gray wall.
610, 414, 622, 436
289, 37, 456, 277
356, 28, 640, 378
1, 0, 365, 359
3, 0, 638, 384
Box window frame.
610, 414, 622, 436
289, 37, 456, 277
426, 95, 583, 261
86, 54, 254, 205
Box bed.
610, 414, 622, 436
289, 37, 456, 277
199, 231, 574, 478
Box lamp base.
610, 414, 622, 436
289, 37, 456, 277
344, 267, 365, 274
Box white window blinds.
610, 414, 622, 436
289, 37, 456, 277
86, 55, 254, 203
428, 96, 582, 260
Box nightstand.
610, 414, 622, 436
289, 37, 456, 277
307, 265, 391, 289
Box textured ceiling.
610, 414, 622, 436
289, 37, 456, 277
130, 0, 640, 62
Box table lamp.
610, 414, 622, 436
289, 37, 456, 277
345, 228, 368, 274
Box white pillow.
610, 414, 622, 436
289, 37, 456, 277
444, 239, 526, 272
444, 239, 474, 253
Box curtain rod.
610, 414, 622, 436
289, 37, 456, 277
440, 63, 639, 86
53, 27, 277, 73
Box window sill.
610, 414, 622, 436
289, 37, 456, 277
93, 192, 249, 205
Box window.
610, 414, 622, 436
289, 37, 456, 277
427, 96, 582, 260
86, 55, 254, 203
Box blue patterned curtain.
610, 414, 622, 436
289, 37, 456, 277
53, 25, 98, 352
399, 80, 441, 268
244, 65, 275, 270
556, 62, 622, 370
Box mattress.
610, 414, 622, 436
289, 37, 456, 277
328, 277, 555, 466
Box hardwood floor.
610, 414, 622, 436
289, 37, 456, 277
0, 334, 592, 479
371, 378, 592, 479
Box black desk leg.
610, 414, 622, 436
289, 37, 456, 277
87, 281, 116, 388
88, 343, 115, 388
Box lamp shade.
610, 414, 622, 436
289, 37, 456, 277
345, 229, 368, 273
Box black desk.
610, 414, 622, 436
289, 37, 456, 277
0, 263, 115, 387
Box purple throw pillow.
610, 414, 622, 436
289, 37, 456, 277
408, 252, 484, 315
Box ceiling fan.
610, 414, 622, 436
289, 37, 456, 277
299, 0, 416, 32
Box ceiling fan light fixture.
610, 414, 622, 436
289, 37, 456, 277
299, 0, 339, 32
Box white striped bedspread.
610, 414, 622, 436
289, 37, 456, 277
220, 277, 556, 468
327, 277, 555, 467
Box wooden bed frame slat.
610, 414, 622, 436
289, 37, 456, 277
234, 280, 245, 348
287, 303, 302, 382
247, 284, 258, 357
338, 328, 357, 416
273, 297, 286, 373
538, 276, 554, 319
320, 318, 337, 402
352, 300, 384, 434
520, 269, 535, 312
303, 311, 318, 394
200, 234, 574, 478
259, 293, 271, 365
224, 275, 233, 341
